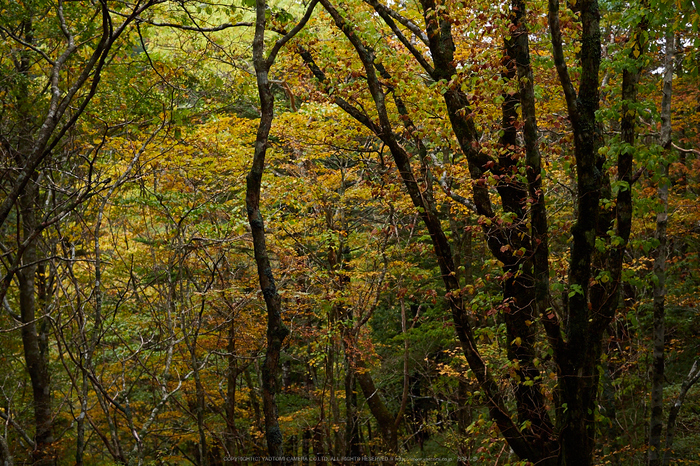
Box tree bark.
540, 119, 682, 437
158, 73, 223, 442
548, 0, 616, 463
649, 24, 675, 466
0, 432, 14, 466
226, 320, 244, 458
18, 181, 55, 465
246, 0, 318, 460
247, 22, 289, 456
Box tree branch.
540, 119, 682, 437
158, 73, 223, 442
547, 0, 578, 123
363, 0, 434, 75
267, 0, 319, 66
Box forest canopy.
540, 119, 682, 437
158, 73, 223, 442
1, 0, 700, 465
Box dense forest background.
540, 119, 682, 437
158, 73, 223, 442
1, 0, 700, 465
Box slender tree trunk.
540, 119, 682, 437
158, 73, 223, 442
355, 366, 398, 454
76, 370, 88, 466
313, 420, 325, 465
343, 347, 361, 460
302, 429, 311, 466
244, 366, 264, 450
306, 0, 557, 461
18, 181, 55, 466
548, 0, 617, 463
327, 335, 341, 456
649, 25, 675, 466
500, 4, 556, 450
226, 321, 242, 458
662, 360, 700, 466
648, 116, 669, 465
11, 18, 54, 465
247, 3, 289, 459
193, 355, 209, 466
246, 0, 318, 459
0, 435, 13, 466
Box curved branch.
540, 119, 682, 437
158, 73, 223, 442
317, 0, 539, 460
0, 25, 56, 66
0, 409, 35, 448
0, 0, 163, 231
363, 0, 428, 45
297, 46, 381, 133
267, 0, 319, 66
135, 18, 252, 31
547, 0, 578, 122
363, 0, 434, 75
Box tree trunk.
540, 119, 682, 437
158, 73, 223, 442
662, 360, 700, 466
246, 0, 318, 460
226, 321, 243, 458
0, 435, 13, 466
650, 24, 675, 466
18, 181, 55, 465
549, 0, 615, 463
247, 3, 289, 460
193, 352, 209, 466
344, 349, 361, 460
355, 366, 398, 454
244, 366, 264, 451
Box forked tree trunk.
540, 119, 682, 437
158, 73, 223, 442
246, 0, 318, 461
247, 24, 289, 456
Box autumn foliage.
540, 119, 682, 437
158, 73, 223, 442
1, 0, 699, 465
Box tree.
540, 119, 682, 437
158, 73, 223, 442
0, 1, 160, 462
1, 0, 698, 463
245, 0, 318, 459
289, 0, 654, 462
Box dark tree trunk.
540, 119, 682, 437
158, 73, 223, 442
343, 346, 361, 460
305, 0, 555, 461
226, 321, 244, 458
354, 365, 398, 454
556, 12, 603, 465
302, 429, 311, 466
313, 421, 325, 466
244, 367, 264, 452
1, 3, 162, 461
8, 19, 55, 465
298, 0, 646, 463
547, 0, 635, 463
246, 0, 318, 461
247, 21, 289, 454
18, 181, 54, 465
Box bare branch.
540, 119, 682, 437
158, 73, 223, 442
267, 0, 320, 67
0, 409, 36, 448
136, 18, 252, 31
663, 360, 700, 466
436, 170, 478, 212
363, 0, 428, 45
671, 142, 700, 156
0, 25, 56, 66
547, 0, 578, 122
363, 0, 433, 75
